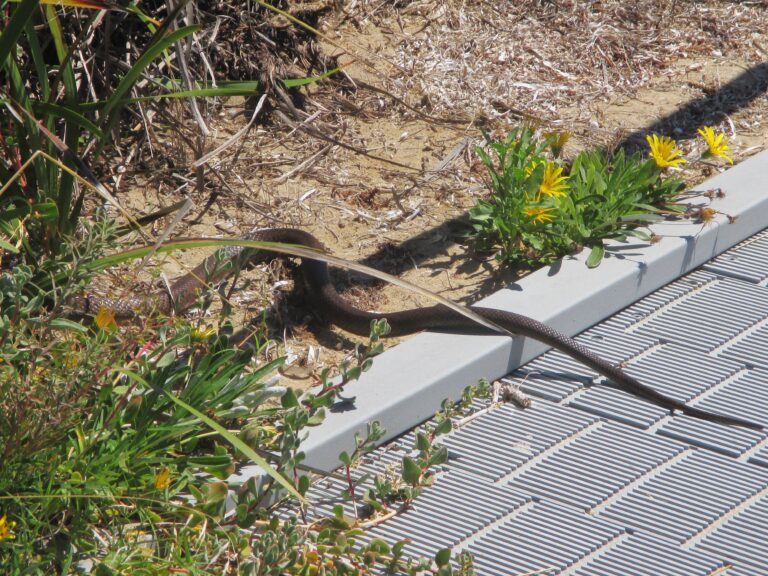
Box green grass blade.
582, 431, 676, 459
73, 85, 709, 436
131, 83, 261, 100
120, 370, 303, 502
31, 102, 105, 141
100, 25, 201, 137
42, 3, 82, 232
282, 67, 341, 88
3, 62, 46, 195
22, 18, 50, 102
76, 82, 262, 110
0, 0, 40, 68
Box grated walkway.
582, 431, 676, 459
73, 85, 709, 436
299, 227, 768, 575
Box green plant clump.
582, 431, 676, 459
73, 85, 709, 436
1, 266, 481, 575
0, 1, 478, 573
469, 127, 685, 268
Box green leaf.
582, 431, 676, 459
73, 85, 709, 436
433, 418, 452, 436
345, 366, 362, 381
428, 446, 449, 467
157, 350, 176, 368
235, 503, 249, 523
50, 318, 89, 333
402, 457, 422, 486
188, 483, 203, 502
586, 244, 605, 268
204, 461, 235, 480
393, 540, 408, 557
415, 432, 430, 452
32, 101, 105, 140
435, 548, 451, 567
306, 408, 326, 426
1, 201, 58, 222
632, 204, 665, 216
281, 388, 299, 408
93, 564, 117, 576
627, 229, 652, 241
0, 238, 19, 252
368, 539, 391, 554
298, 475, 310, 495
201, 480, 228, 503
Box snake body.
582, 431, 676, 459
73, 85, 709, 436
73, 228, 762, 430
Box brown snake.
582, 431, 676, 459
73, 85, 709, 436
73, 228, 763, 430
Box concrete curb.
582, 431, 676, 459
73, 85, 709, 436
233, 149, 768, 481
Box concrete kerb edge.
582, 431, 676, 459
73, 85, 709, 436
234, 149, 768, 482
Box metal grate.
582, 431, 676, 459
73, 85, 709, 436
704, 227, 768, 285
569, 532, 725, 576
297, 226, 768, 574
697, 495, 768, 574
597, 450, 768, 542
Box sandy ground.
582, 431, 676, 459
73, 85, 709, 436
107, 0, 768, 389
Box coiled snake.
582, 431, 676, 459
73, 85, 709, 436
73, 228, 762, 430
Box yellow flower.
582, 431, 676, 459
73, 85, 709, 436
646, 134, 686, 168
191, 325, 217, 341
95, 305, 117, 330
523, 206, 556, 224
154, 467, 171, 490
0, 514, 16, 541
697, 126, 733, 164
539, 162, 569, 198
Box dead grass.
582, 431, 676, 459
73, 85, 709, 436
106, 0, 768, 387
348, 0, 768, 123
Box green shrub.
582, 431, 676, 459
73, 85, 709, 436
469, 127, 685, 268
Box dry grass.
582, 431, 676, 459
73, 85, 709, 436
117, 0, 768, 219
352, 0, 768, 123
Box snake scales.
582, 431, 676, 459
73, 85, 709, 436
73, 228, 762, 430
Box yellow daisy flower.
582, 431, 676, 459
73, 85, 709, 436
0, 514, 17, 541
154, 467, 172, 490
646, 134, 686, 168
191, 325, 217, 341
697, 126, 733, 164
95, 305, 117, 330
539, 162, 569, 198
523, 206, 556, 224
